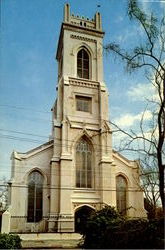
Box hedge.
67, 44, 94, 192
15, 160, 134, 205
81, 206, 164, 249
0, 233, 22, 249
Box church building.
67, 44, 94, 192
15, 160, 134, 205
9, 4, 146, 233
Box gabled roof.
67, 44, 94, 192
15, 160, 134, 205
112, 150, 139, 169
12, 140, 53, 160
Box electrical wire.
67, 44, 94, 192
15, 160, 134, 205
0, 132, 115, 151
0, 168, 138, 177
0, 128, 49, 138
0, 103, 112, 122
0, 134, 46, 144
0, 184, 150, 192
0, 104, 51, 114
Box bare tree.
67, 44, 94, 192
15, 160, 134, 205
0, 177, 8, 211
105, 0, 165, 210
141, 156, 160, 217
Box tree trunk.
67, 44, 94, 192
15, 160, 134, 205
158, 153, 164, 211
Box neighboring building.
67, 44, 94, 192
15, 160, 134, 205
9, 4, 146, 233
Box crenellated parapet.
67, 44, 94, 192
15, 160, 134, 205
64, 3, 102, 31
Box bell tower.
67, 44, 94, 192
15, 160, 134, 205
48, 4, 115, 232
57, 3, 104, 81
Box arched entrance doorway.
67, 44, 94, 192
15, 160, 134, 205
75, 205, 94, 233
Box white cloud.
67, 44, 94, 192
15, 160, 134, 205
114, 110, 152, 128
141, 128, 158, 140
127, 82, 156, 102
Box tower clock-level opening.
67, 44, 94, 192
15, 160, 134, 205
75, 205, 95, 233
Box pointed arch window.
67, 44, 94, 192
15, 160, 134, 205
116, 175, 127, 215
27, 171, 43, 222
76, 138, 92, 188
77, 49, 89, 79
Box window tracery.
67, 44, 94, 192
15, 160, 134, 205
76, 138, 92, 188
77, 48, 90, 79
27, 171, 43, 222
116, 175, 127, 215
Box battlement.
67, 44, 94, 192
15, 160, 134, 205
64, 3, 102, 31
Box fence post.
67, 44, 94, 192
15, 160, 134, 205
1, 210, 11, 233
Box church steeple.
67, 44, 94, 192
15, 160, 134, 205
50, 4, 113, 232
56, 3, 105, 82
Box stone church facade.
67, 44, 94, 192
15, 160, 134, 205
9, 4, 146, 233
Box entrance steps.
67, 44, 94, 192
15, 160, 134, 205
18, 233, 82, 249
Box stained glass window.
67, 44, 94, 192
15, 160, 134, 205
27, 171, 43, 222
76, 139, 92, 188
116, 175, 127, 215
77, 49, 89, 79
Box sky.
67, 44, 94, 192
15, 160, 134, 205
0, 0, 164, 180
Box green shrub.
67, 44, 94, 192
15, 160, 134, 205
82, 206, 164, 249
105, 218, 162, 249
0, 233, 22, 249
82, 206, 125, 249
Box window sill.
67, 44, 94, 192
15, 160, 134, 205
74, 188, 96, 193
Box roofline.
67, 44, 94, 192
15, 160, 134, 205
112, 149, 138, 165
16, 139, 54, 158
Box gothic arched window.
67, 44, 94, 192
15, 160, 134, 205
76, 138, 92, 188
27, 171, 43, 222
116, 175, 127, 215
77, 48, 89, 79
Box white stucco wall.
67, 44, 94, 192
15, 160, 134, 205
10, 143, 53, 232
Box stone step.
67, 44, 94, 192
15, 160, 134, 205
18, 233, 82, 249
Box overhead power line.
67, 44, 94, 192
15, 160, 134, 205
0, 103, 112, 122
0, 184, 149, 192
0, 134, 45, 144
0, 167, 137, 176
0, 104, 51, 114
0, 133, 115, 152
0, 128, 49, 138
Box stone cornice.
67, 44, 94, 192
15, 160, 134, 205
69, 77, 99, 89
70, 34, 96, 43
63, 22, 104, 36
